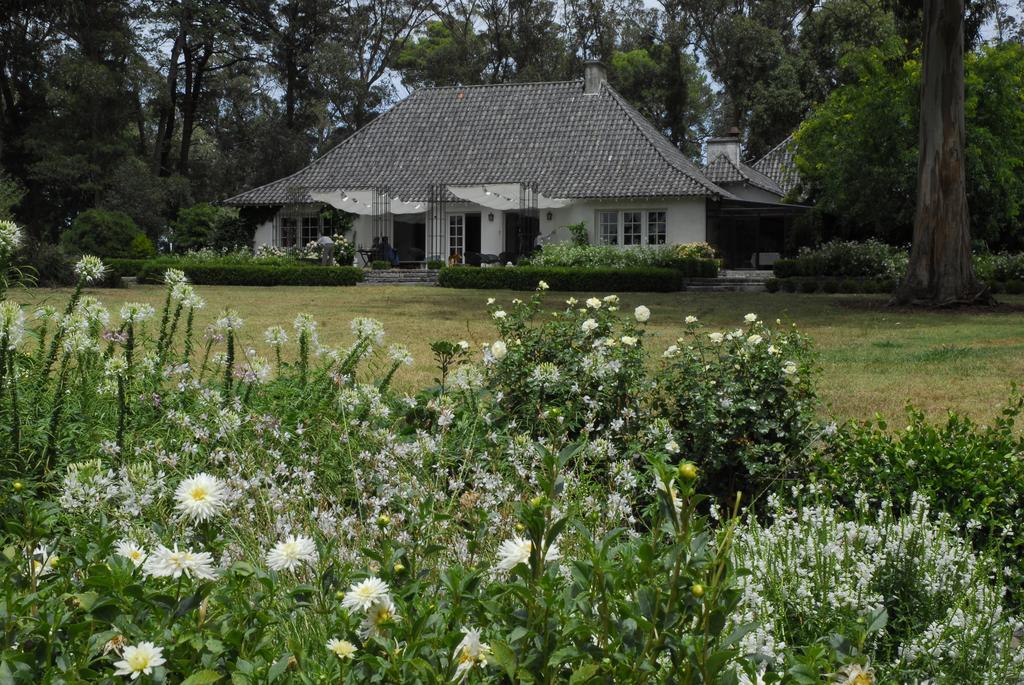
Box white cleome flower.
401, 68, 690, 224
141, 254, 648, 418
620, 335, 638, 347
634, 305, 650, 322
265, 535, 318, 572
74, 255, 107, 284
359, 596, 400, 639
494, 535, 560, 573
708, 332, 724, 343
0, 219, 23, 256
782, 361, 798, 376
490, 340, 507, 360
0, 301, 26, 349
585, 297, 602, 309
142, 544, 217, 580
453, 626, 492, 682
744, 313, 758, 323
264, 325, 288, 345
342, 576, 391, 612
492, 310, 506, 320
685, 315, 698, 324
581, 318, 598, 333
119, 303, 156, 323
537, 280, 549, 290
163, 269, 188, 286
326, 637, 357, 659
115, 540, 147, 567
174, 473, 227, 522
113, 641, 166, 680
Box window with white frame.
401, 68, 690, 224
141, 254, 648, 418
599, 211, 619, 245
597, 209, 668, 246
647, 211, 667, 244
449, 214, 465, 260
623, 211, 642, 245
301, 216, 321, 245
278, 208, 331, 248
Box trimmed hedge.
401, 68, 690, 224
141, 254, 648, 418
768, 277, 898, 294
106, 258, 154, 278
437, 266, 684, 292
136, 262, 364, 286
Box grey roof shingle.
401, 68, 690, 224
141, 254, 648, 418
704, 152, 785, 196
224, 80, 728, 206
752, 134, 800, 197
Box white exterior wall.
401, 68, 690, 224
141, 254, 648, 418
542, 197, 707, 246
252, 197, 707, 260
253, 219, 274, 248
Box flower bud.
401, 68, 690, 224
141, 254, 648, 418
12, 481, 23, 492
678, 462, 698, 481
377, 514, 391, 527
691, 583, 705, 598
393, 563, 405, 574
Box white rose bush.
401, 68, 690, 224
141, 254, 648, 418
0, 259, 1021, 683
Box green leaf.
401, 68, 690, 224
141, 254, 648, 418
267, 655, 291, 682
569, 663, 600, 684
491, 641, 517, 679
181, 670, 223, 685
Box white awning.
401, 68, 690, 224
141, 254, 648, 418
446, 184, 574, 211
309, 189, 376, 215
310, 190, 426, 216
390, 197, 427, 214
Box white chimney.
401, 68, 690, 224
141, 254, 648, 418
706, 128, 742, 165
583, 61, 607, 94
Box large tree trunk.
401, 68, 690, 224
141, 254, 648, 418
894, 0, 988, 306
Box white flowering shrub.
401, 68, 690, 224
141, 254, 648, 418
481, 288, 649, 438
651, 314, 818, 500
733, 489, 1024, 683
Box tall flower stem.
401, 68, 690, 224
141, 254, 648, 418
9, 347, 20, 456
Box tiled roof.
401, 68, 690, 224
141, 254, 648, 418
752, 134, 800, 197
704, 152, 785, 197
224, 80, 728, 206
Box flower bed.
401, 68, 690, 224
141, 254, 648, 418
1, 232, 1022, 683
527, 243, 719, 277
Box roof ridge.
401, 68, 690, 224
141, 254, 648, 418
417, 79, 582, 92
603, 85, 726, 197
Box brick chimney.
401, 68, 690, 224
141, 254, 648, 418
583, 61, 607, 94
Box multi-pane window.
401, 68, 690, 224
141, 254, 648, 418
647, 211, 667, 245
449, 214, 465, 260
301, 216, 321, 245
279, 217, 298, 247
596, 209, 668, 246
623, 211, 642, 245
599, 211, 619, 245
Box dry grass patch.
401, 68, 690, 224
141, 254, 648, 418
15, 285, 1024, 423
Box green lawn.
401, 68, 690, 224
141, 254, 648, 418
17, 285, 1024, 423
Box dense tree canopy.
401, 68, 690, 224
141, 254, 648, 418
0, 0, 1021, 246
795, 42, 1024, 250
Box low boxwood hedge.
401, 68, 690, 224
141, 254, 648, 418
136, 262, 364, 286
105, 258, 155, 278
437, 266, 684, 292
768, 277, 899, 294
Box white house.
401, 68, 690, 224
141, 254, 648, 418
223, 63, 802, 268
